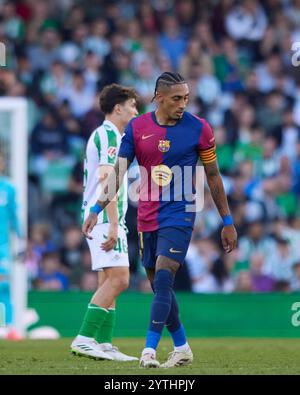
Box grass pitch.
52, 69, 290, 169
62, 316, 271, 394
1, 338, 300, 375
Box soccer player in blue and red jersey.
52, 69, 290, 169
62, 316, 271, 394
83, 72, 238, 368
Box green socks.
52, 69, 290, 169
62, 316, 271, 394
78, 304, 117, 344
95, 308, 116, 344
78, 303, 108, 338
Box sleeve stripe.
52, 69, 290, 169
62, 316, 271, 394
199, 145, 216, 156
200, 155, 216, 162
200, 152, 216, 159
200, 156, 216, 162
199, 145, 217, 164
201, 156, 217, 164
93, 131, 101, 160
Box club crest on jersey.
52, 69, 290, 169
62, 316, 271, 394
158, 139, 170, 152
108, 146, 117, 160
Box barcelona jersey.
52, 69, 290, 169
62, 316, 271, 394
118, 111, 216, 232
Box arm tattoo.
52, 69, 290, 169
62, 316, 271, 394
204, 161, 230, 217
97, 157, 130, 209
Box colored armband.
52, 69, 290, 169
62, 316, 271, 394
90, 202, 103, 215
199, 146, 217, 164
222, 215, 233, 227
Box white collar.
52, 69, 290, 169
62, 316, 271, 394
103, 119, 118, 132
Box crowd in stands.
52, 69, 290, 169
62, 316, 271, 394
1, 0, 300, 292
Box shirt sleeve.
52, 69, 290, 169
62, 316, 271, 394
198, 119, 217, 164
93, 128, 118, 166
118, 120, 135, 162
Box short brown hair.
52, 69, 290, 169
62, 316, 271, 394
99, 84, 137, 115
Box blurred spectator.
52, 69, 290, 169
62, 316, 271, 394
255, 53, 284, 93
24, 240, 40, 285
225, 0, 267, 44
250, 254, 274, 292
35, 251, 69, 290
60, 225, 85, 287
214, 126, 234, 174
59, 23, 88, 68
134, 58, 157, 110
257, 89, 285, 133
27, 26, 61, 72
196, 62, 221, 107
175, 0, 197, 38
273, 280, 291, 292
260, 135, 281, 178
234, 270, 253, 292
30, 222, 56, 259
30, 107, 69, 176
270, 107, 300, 162
57, 69, 95, 118
186, 238, 223, 293
223, 91, 248, 145
3, 1, 25, 42
292, 141, 300, 195
83, 18, 111, 60
291, 261, 300, 291
80, 271, 98, 291
210, 253, 235, 293
39, 60, 71, 106
237, 220, 276, 269
213, 37, 249, 92
234, 127, 264, 173
263, 236, 295, 282
81, 94, 105, 141
158, 14, 187, 70
179, 37, 212, 77
137, 2, 158, 34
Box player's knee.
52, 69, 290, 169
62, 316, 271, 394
156, 255, 179, 276
110, 275, 129, 293
119, 275, 129, 292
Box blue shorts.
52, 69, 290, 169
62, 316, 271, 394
138, 227, 193, 269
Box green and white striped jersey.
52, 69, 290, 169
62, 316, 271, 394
82, 120, 128, 229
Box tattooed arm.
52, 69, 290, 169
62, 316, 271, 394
204, 160, 230, 217
97, 157, 131, 208
82, 156, 131, 239
204, 160, 238, 253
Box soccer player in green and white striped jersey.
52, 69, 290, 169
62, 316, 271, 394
71, 84, 138, 361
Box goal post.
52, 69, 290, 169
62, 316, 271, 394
0, 97, 28, 336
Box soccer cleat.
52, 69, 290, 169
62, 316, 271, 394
139, 353, 160, 368
71, 339, 113, 361
97, 343, 138, 361
160, 349, 193, 368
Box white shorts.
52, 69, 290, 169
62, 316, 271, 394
86, 223, 129, 271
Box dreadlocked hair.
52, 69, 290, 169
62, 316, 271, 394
151, 72, 186, 102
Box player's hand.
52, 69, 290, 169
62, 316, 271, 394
221, 225, 238, 253
101, 224, 118, 251
82, 213, 98, 239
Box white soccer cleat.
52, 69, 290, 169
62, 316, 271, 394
160, 349, 193, 368
139, 353, 160, 368
97, 343, 138, 361
71, 339, 113, 361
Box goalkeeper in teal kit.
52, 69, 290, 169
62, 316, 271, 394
0, 152, 21, 326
